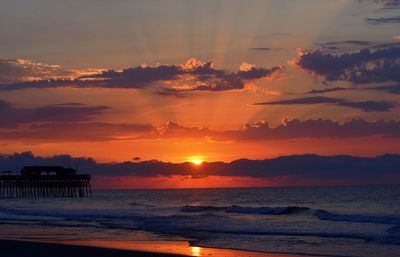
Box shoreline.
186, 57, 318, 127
0, 238, 316, 257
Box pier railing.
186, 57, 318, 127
0, 175, 92, 198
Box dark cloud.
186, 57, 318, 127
295, 47, 400, 84
338, 100, 395, 112
369, 84, 400, 94
306, 84, 400, 95
377, 0, 400, 6
254, 96, 396, 112
143, 118, 400, 141
306, 87, 352, 94
0, 58, 284, 93
237, 118, 400, 140
0, 122, 154, 142
366, 16, 400, 24
5, 117, 400, 143
249, 48, 272, 51
0, 100, 109, 128
0, 59, 101, 84
371, 42, 400, 49
362, 0, 400, 8
0, 100, 153, 141
255, 96, 340, 105
318, 40, 371, 49
1, 152, 399, 184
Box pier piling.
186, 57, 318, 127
0, 166, 91, 198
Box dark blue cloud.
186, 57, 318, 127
369, 84, 400, 94
144, 118, 400, 141
0, 100, 154, 141
306, 87, 352, 94
0, 100, 109, 128
0, 59, 284, 93
0, 122, 154, 142
366, 0, 400, 8
250, 47, 272, 51
254, 96, 396, 112
366, 16, 400, 24
306, 84, 400, 95
317, 40, 371, 49
1, 152, 399, 184
296, 47, 400, 84
236, 118, 400, 140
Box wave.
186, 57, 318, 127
180, 205, 310, 215
387, 225, 400, 234
180, 205, 226, 212
226, 205, 310, 215
129, 202, 155, 208
1, 205, 400, 246
313, 210, 400, 225
180, 204, 400, 227
3, 203, 400, 227
0, 206, 141, 220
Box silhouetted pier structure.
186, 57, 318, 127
0, 166, 91, 198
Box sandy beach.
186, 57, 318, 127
0, 239, 314, 257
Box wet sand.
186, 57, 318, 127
0, 239, 314, 257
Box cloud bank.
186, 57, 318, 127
0, 58, 284, 93
0, 100, 153, 141
0, 59, 101, 84
254, 96, 396, 112
295, 47, 400, 84
1, 152, 399, 185
146, 118, 400, 141
0, 97, 399, 142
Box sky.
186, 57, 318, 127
0, 0, 399, 188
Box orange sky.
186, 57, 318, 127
0, 0, 399, 188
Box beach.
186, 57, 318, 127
0, 239, 311, 257
0, 239, 186, 257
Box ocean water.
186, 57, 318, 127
0, 185, 400, 257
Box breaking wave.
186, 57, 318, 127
180, 205, 310, 215
313, 210, 400, 225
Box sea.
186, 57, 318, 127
0, 185, 399, 257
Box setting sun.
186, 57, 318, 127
190, 159, 203, 165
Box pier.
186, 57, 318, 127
0, 166, 91, 198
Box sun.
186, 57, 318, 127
190, 159, 203, 165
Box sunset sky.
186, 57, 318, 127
1, 0, 400, 188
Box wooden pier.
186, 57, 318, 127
0, 166, 91, 198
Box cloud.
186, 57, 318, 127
155, 121, 215, 139
317, 41, 372, 51
237, 118, 400, 140
0, 122, 154, 142
0, 58, 284, 93
254, 96, 396, 112
0, 100, 153, 142
249, 47, 272, 51
306, 87, 352, 94
0, 100, 109, 128
2, 113, 400, 143
295, 47, 400, 84
371, 42, 400, 49
0, 59, 102, 84
369, 84, 400, 94
143, 118, 400, 141
338, 100, 395, 112
366, 16, 400, 24
306, 84, 400, 95
364, 0, 400, 7
1, 152, 399, 185
378, 0, 400, 6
